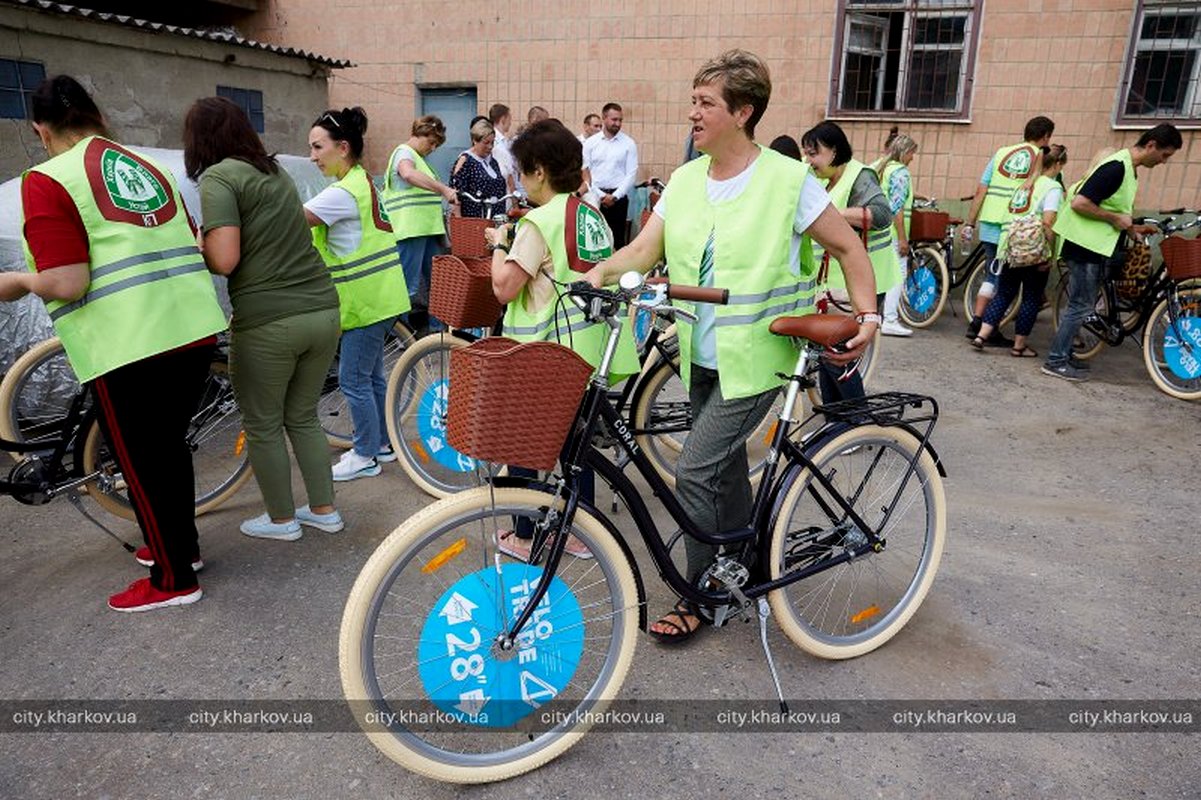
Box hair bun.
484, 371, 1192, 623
343, 106, 368, 135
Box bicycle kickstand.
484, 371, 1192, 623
64, 490, 138, 553
757, 598, 790, 714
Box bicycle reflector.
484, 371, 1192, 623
851, 605, 881, 624
422, 538, 467, 574
235, 431, 246, 457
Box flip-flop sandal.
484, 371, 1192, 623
648, 599, 702, 646
1010, 346, 1039, 358
969, 336, 985, 352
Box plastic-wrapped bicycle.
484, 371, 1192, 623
340, 274, 947, 783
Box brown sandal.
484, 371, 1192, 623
648, 599, 702, 645
969, 336, 985, 351
1010, 346, 1038, 358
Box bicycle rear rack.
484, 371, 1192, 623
814, 391, 939, 427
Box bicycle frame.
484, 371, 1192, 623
0, 386, 97, 501
500, 304, 941, 642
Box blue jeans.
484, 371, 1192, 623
978, 240, 1000, 291
396, 235, 445, 331
1046, 258, 1106, 366
338, 316, 395, 457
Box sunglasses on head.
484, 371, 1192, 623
321, 112, 342, 130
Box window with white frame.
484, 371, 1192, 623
1120, 0, 1201, 122
830, 0, 981, 119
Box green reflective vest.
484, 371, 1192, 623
663, 147, 818, 399
503, 193, 639, 375
997, 174, 1059, 259
813, 159, 902, 293
879, 160, 913, 238
382, 144, 445, 240
22, 136, 226, 383
312, 165, 410, 330
1053, 149, 1137, 259
980, 142, 1041, 225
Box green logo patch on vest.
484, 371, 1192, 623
101, 149, 169, 214
999, 147, 1034, 179
575, 203, 612, 262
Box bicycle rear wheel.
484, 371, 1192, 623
0, 337, 80, 460
321, 320, 416, 449
1142, 287, 1201, 400
78, 357, 252, 519
898, 246, 949, 328
385, 332, 482, 498
964, 259, 1020, 326
339, 486, 640, 783
767, 424, 945, 659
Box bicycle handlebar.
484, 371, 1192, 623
456, 191, 521, 205
666, 284, 729, 304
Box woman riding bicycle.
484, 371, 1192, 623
0, 76, 227, 612
185, 97, 345, 541
304, 107, 410, 482
449, 119, 508, 218
585, 50, 878, 643
484, 118, 640, 559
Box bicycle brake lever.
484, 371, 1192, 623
671, 306, 698, 324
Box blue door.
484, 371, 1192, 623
419, 87, 477, 186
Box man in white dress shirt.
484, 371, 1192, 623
488, 103, 517, 194
582, 102, 638, 247
578, 112, 601, 143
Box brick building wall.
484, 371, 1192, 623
245, 0, 1200, 210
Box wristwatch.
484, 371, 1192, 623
854, 312, 883, 325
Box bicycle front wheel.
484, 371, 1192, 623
963, 259, 1020, 326
899, 246, 949, 328
767, 424, 946, 660
339, 486, 640, 783
629, 355, 689, 488
385, 332, 482, 498
321, 320, 417, 449
0, 337, 80, 460
1142, 288, 1201, 400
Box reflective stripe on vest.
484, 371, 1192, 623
1052, 148, 1137, 260
23, 136, 226, 382
980, 142, 1040, 224
662, 147, 816, 399
502, 192, 639, 375
382, 144, 445, 240
814, 158, 902, 293
312, 164, 411, 330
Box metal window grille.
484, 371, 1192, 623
0, 58, 46, 120
1120, 0, 1201, 122
216, 85, 265, 133
831, 0, 980, 119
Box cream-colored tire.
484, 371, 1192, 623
768, 425, 946, 660
1141, 288, 1201, 401
0, 337, 77, 460
339, 486, 640, 783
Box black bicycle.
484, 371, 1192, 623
339, 274, 947, 782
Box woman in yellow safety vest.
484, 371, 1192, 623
584, 50, 878, 643
483, 118, 639, 561
871, 127, 919, 338
304, 107, 410, 483
382, 116, 458, 333
0, 76, 227, 612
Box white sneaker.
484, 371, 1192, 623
332, 450, 381, 482
880, 320, 913, 337
376, 444, 398, 463
295, 505, 345, 533
240, 513, 302, 541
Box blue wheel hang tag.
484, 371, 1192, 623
905, 266, 938, 315
1164, 316, 1201, 380
417, 563, 585, 728
415, 378, 477, 473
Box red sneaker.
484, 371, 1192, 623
108, 578, 202, 613
134, 546, 203, 572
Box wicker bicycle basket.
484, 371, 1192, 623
428, 254, 504, 329
909, 210, 951, 242
447, 216, 493, 259
446, 338, 594, 471
1159, 235, 1201, 282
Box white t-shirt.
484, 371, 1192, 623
654, 158, 831, 368
304, 185, 361, 258
1041, 184, 1063, 213
492, 131, 516, 181
389, 144, 423, 192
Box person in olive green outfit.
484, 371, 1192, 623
184, 97, 345, 541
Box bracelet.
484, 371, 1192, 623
854, 312, 882, 326
488, 242, 509, 253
